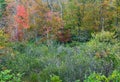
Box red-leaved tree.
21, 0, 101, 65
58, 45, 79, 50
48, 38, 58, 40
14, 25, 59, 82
14, 5, 29, 41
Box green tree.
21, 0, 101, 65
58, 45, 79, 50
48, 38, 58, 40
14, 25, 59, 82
0, 0, 6, 18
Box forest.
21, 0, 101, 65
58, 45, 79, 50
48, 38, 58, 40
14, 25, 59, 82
0, 0, 120, 82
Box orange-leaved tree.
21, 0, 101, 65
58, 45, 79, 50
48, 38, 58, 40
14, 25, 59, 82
14, 4, 29, 41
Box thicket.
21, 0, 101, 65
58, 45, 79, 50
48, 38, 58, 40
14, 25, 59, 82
0, 0, 120, 82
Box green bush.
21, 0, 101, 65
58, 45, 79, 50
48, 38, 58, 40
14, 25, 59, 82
50, 75, 62, 82
108, 70, 120, 81
0, 69, 23, 82
84, 72, 107, 82
86, 37, 120, 75
84, 70, 120, 82
92, 31, 117, 43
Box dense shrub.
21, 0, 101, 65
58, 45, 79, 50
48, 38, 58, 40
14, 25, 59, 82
50, 75, 62, 82
1, 0, 120, 82
0, 69, 23, 82
84, 70, 120, 82
92, 31, 117, 43
0, 36, 119, 82
0, 29, 119, 82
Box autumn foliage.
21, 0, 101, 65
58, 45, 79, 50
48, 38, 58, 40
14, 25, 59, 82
14, 5, 29, 41
0, 0, 120, 82
15, 5, 29, 29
